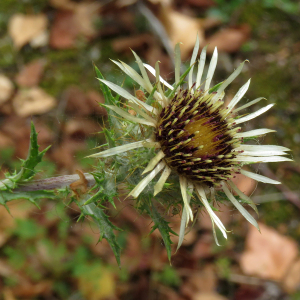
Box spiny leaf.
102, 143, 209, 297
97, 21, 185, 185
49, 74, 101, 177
0, 122, 50, 191
0, 190, 57, 209
21, 122, 51, 181
149, 202, 177, 262
94, 64, 116, 106
79, 200, 122, 267
103, 128, 116, 148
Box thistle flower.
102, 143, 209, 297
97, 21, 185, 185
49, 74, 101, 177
90, 36, 291, 248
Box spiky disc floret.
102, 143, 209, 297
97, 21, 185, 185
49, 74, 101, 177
156, 88, 241, 187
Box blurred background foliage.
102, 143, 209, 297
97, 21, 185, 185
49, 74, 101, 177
0, 0, 300, 299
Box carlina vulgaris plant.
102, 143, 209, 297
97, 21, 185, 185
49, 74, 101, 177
89, 35, 292, 252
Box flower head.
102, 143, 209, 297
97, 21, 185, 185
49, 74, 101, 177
90, 36, 291, 248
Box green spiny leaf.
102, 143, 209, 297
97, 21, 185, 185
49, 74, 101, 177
149, 202, 177, 262
94, 64, 116, 106
79, 200, 122, 267
21, 122, 51, 181
0, 122, 50, 191
0, 190, 57, 209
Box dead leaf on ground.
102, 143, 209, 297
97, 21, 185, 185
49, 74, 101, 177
49, 10, 78, 49
112, 33, 154, 54
282, 258, 300, 294
0, 75, 14, 105
50, 3, 100, 49
15, 59, 46, 87
192, 292, 228, 300
206, 25, 251, 54
8, 14, 48, 49
159, 6, 204, 59
240, 222, 298, 281
65, 86, 106, 116
74, 3, 101, 38
13, 87, 56, 117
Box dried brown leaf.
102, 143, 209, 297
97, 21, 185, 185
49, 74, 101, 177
159, 7, 204, 59
240, 223, 298, 281
192, 292, 228, 300
0, 75, 14, 105
282, 258, 300, 294
206, 25, 251, 54
49, 10, 78, 49
13, 87, 56, 117
8, 14, 48, 49
15, 59, 46, 87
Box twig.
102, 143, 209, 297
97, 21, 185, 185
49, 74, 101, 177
13, 173, 96, 192
137, 1, 175, 67
259, 165, 300, 210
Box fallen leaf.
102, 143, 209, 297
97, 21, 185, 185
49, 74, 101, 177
15, 59, 46, 87
8, 14, 48, 49
159, 6, 204, 59
282, 258, 300, 294
65, 86, 106, 116
206, 25, 251, 54
49, 3, 100, 49
0, 75, 14, 105
192, 292, 228, 300
49, 10, 78, 49
13, 87, 56, 117
240, 222, 298, 281
112, 33, 154, 54
73, 3, 101, 38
